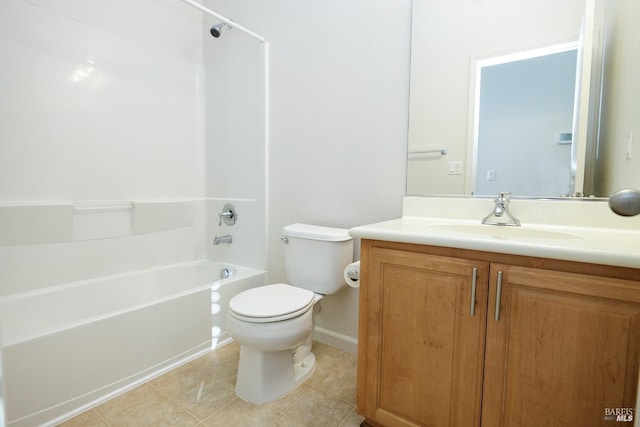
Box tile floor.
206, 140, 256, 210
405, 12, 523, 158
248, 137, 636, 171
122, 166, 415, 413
59, 341, 364, 427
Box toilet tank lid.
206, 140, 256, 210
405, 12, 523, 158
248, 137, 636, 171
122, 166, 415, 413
283, 223, 352, 242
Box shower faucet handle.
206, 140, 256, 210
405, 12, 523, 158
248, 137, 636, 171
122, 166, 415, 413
218, 203, 237, 226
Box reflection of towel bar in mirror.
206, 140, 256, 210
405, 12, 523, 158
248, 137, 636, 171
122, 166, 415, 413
408, 145, 448, 159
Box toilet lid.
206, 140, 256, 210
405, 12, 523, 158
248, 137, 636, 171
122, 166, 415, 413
229, 283, 315, 323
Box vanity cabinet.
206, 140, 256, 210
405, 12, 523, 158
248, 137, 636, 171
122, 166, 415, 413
357, 239, 640, 427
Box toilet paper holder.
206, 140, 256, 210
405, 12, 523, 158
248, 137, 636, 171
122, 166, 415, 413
344, 261, 360, 288
346, 269, 359, 281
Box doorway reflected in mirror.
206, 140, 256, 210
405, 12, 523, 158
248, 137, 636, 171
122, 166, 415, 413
473, 45, 578, 197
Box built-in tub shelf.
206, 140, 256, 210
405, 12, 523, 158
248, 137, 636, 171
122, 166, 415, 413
0, 200, 196, 245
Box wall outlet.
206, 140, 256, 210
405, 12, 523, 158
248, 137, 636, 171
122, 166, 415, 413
487, 169, 496, 181
448, 161, 463, 175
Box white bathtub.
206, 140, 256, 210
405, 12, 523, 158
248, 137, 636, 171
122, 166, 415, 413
0, 260, 267, 427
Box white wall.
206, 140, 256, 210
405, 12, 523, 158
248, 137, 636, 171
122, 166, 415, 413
595, 0, 640, 194
205, 0, 412, 350
407, 0, 585, 195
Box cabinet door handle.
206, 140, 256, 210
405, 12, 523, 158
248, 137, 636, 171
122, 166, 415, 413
470, 267, 478, 316
495, 271, 503, 321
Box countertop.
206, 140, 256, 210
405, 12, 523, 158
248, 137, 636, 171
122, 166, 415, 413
350, 197, 640, 426
349, 216, 640, 269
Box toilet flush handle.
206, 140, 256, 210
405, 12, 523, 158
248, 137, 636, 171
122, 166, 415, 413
281, 237, 289, 244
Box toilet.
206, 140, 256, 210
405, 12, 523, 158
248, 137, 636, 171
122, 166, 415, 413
226, 223, 353, 404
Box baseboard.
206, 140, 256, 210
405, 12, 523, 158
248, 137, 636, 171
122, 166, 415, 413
313, 326, 358, 355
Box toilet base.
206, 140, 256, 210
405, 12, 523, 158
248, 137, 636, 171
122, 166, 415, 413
294, 351, 315, 384
235, 343, 316, 404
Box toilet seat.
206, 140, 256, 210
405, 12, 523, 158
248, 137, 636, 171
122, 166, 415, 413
229, 283, 315, 323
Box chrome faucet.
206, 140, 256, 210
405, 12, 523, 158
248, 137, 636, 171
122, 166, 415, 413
482, 192, 521, 226
213, 234, 233, 245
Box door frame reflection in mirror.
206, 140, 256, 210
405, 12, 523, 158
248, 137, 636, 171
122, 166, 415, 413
467, 41, 580, 197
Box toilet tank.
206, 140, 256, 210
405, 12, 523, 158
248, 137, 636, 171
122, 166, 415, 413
282, 223, 353, 295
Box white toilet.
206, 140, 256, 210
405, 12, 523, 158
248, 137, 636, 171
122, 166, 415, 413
226, 223, 353, 404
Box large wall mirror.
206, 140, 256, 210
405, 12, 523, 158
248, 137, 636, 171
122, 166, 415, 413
407, 0, 640, 198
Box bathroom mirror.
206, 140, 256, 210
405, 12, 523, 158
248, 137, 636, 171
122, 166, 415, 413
407, 0, 639, 198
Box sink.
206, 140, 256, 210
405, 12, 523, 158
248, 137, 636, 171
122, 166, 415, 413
427, 223, 582, 240
349, 196, 640, 269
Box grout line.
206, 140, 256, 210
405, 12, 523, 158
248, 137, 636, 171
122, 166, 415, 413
144, 379, 206, 425
337, 406, 360, 427
270, 383, 313, 415
164, 394, 201, 424
146, 365, 235, 424
198, 396, 240, 425
93, 408, 112, 427
268, 413, 302, 426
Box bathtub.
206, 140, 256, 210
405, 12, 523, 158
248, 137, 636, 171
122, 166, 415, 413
0, 260, 267, 427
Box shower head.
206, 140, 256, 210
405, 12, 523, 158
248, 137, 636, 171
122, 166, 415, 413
210, 22, 228, 38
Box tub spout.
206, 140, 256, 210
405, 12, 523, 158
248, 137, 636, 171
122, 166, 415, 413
213, 234, 233, 245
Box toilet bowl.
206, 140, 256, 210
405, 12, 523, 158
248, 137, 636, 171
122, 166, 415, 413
227, 284, 321, 403
226, 223, 353, 404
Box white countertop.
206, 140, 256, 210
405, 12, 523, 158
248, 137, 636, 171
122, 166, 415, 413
349, 197, 640, 269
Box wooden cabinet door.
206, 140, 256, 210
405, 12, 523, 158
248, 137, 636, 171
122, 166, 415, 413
358, 242, 489, 427
482, 264, 640, 427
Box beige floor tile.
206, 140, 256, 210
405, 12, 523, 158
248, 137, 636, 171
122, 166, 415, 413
340, 408, 366, 427
95, 383, 167, 425
113, 399, 199, 427
271, 414, 307, 427
283, 388, 355, 427
57, 409, 108, 427
267, 382, 311, 413
193, 344, 240, 385
61, 341, 359, 427
150, 362, 213, 398
192, 342, 239, 369
172, 373, 237, 421
306, 342, 349, 386
202, 398, 280, 427
316, 353, 357, 403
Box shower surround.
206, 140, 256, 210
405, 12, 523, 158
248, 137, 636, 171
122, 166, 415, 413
0, 0, 268, 425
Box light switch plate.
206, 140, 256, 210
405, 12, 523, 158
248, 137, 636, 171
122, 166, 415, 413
448, 161, 462, 175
